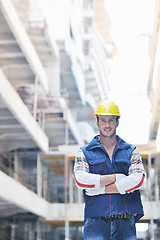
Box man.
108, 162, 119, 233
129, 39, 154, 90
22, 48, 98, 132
73, 100, 145, 240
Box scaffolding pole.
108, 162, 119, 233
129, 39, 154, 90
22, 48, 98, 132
37, 153, 42, 197
64, 117, 70, 240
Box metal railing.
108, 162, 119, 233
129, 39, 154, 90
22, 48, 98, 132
0, 151, 36, 192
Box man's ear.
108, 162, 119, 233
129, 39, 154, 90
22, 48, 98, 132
116, 120, 119, 127
96, 120, 99, 128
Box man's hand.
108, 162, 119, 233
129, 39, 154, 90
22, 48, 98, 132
85, 173, 126, 196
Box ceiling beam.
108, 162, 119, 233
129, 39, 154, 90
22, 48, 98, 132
0, 0, 49, 93
0, 69, 49, 153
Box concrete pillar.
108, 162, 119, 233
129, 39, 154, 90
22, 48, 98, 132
64, 120, 70, 239
14, 151, 20, 181
149, 218, 155, 240
65, 219, 70, 240
155, 164, 159, 201
148, 154, 152, 201
69, 162, 73, 203
64, 121, 69, 204
11, 224, 17, 240
37, 153, 42, 197
43, 176, 48, 200
33, 76, 38, 120
64, 154, 69, 204
36, 218, 42, 240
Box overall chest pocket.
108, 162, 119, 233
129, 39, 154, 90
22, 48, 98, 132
114, 158, 131, 175
88, 158, 106, 174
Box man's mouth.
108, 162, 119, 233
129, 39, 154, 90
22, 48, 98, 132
104, 128, 111, 133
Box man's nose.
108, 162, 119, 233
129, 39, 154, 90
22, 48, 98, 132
105, 121, 110, 126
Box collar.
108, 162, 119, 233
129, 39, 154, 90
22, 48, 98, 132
86, 135, 133, 151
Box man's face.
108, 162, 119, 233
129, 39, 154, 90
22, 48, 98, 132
96, 116, 119, 138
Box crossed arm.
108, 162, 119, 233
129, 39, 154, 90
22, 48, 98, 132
73, 148, 145, 196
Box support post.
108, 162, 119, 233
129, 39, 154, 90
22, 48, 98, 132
64, 118, 70, 240
11, 224, 17, 240
65, 219, 70, 240
14, 151, 20, 181
33, 76, 38, 120
37, 153, 42, 197
36, 218, 42, 240
148, 154, 152, 201
150, 218, 155, 240
69, 162, 73, 203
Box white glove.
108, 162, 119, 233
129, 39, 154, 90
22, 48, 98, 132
85, 186, 105, 196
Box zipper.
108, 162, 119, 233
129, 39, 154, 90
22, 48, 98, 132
111, 145, 120, 173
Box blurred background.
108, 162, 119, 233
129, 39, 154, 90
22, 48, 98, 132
0, 0, 159, 239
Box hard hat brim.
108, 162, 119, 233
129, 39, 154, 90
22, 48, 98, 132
95, 113, 120, 118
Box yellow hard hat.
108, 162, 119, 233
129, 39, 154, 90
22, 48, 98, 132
95, 100, 120, 118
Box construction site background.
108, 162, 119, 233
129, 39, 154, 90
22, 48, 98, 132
0, 0, 159, 239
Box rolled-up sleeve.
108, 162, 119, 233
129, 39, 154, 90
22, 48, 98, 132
115, 148, 145, 194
